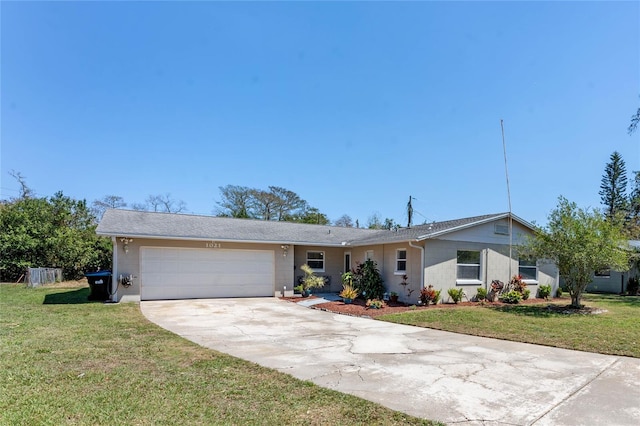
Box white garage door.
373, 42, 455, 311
140, 247, 275, 300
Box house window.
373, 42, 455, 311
595, 268, 611, 278
306, 251, 325, 272
518, 257, 538, 281
365, 250, 374, 261
395, 249, 407, 273
494, 224, 509, 235
457, 250, 480, 281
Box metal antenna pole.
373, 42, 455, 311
501, 119, 513, 279
407, 195, 414, 228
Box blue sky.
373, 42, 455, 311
2, 1, 639, 226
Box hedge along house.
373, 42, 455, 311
97, 209, 558, 303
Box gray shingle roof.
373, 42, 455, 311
97, 210, 535, 246
97, 209, 381, 246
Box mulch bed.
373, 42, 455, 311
280, 295, 557, 319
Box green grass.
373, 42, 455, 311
380, 294, 640, 358
0, 283, 439, 426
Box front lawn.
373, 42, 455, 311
0, 283, 437, 425
380, 294, 640, 358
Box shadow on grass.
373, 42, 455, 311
43, 288, 94, 305
490, 304, 565, 318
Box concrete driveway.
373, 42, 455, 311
141, 298, 640, 425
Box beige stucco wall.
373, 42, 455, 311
293, 246, 346, 292
112, 237, 294, 301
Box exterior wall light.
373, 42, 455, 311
281, 245, 289, 257
120, 238, 134, 254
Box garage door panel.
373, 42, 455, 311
141, 247, 274, 300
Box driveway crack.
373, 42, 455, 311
529, 358, 619, 425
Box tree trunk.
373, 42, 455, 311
570, 293, 581, 308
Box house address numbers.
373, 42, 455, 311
206, 242, 221, 248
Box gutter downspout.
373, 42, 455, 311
409, 240, 425, 293
111, 236, 118, 302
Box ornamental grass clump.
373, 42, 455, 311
339, 285, 358, 300
447, 288, 464, 304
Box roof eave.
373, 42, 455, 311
414, 213, 536, 241
97, 231, 350, 247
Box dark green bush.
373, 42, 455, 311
538, 284, 552, 299
353, 259, 385, 300
447, 288, 464, 304
500, 290, 523, 304
476, 287, 487, 301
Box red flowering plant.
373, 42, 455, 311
419, 285, 441, 305
508, 275, 527, 293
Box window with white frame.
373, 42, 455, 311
306, 251, 325, 272
457, 250, 480, 280
395, 249, 407, 273
365, 250, 374, 261
595, 268, 611, 278
518, 257, 538, 281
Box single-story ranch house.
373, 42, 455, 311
96, 209, 559, 303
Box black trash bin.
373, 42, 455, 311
85, 271, 112, 301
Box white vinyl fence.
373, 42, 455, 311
26, 268, 63, 287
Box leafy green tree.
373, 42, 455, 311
268, 186, 306, 221
0, 192, 111, 281
599, 151, 628, 219
286, 207, 330, 225
366, 213, 383, 229
526, 196, 630, 308
216, 185, 252, 218
628, 171, 640, 238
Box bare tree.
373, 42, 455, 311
334, 214, 354, 227
8, 170, 34, 199
131, 202, 148, 211
141, 193, 187, 213
91, 195, 127, 220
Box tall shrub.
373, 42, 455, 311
0, 192, 111, 281
353, 259, 385, 299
